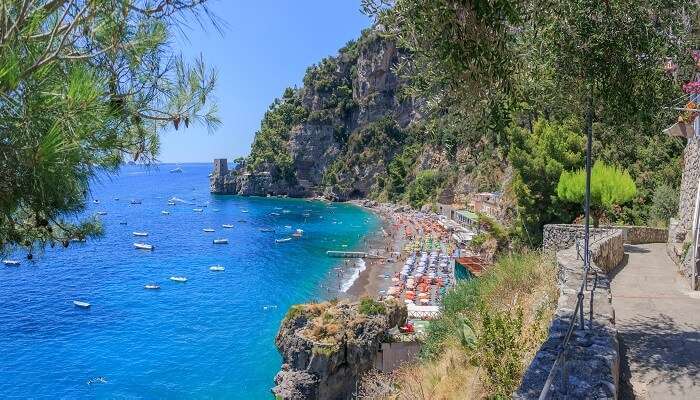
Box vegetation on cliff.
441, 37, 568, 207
359, 251, 558, 399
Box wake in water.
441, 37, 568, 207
340, 258, 366, 293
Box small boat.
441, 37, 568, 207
198, 204, 208, 208
209, 265, 225, 272
73, 300, 91, 309
238, 219, 247, 223
270, 212, 280, 216
212, 208, 220, 212
3, 259, 20, 266
96, 211, 107, 216
292, 229, 304, 238
193, 208, 203, 212
161, 210, 170, 215
133, 243, 154, 250
282, 209, 290, 214
93, 200, 99, 204
259, 228, 275, 232
275, 237, 292, 243
133, 232, 148, 237
130, 199, 142, 205
170, 166, 183, 173
114, 198, 119, 201
119, 221, 127, 225
167, 201, 176, 206
284, 225, 292, 229
213, 238, 229, 244
70, 238, 86, 243
263, 305, 278, 310
222, 224, 234, 228
240, 209, 249, 213
144, 284, 161, 290
203, 228, 215, 232
170, 276, 187, 283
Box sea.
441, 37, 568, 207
0, 163, 380, 399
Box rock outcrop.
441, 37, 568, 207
272, 300, 406, 400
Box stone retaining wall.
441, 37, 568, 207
516, 229, 623, 399
543, 224, 667, 252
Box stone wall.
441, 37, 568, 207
516, 229, 624, 399
543, 224, 668, 253
667, 137, 700, 286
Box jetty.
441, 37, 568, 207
326, 250, 383, 259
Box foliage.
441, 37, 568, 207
407, 251, 557, 398
556, 162, 637, 222
405, 169, 445, 209
358, 298, 386, 316
509, 119, 585, 244
248, 88, 308, 181
649, 184, 680, 227
0, 1, 219, 255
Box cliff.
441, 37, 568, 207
272, 299, 406, 400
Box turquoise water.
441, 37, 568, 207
0, 163, 379, 399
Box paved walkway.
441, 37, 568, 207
611, 243, 700, 400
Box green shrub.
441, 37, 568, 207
649, 184, 679, 227
405, 169, 445, 209
358, 298, 386, 316
284, 304, 304, 321
476, 306, 525, 397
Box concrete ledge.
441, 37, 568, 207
516, 228, 623, 399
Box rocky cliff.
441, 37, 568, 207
272, 299, 406, 400
210, 28, 420, 200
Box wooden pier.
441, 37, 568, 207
326, 250, 384, 259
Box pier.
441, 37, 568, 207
326, 250, 383, 259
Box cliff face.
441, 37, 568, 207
272, 300, 407, 400
211, 28, 421, 200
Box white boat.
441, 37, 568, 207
167, 201, 176, 206
292, 229, 304, 238
209, 265, 225, 272
144, 284, 160, 290
259, 228, 275, 232
170, 276, 187, 282
161, 210, 170, 215
93, 200, 99, 204
240, 209, 249, 213
130, 199, 141, 205
170, 166, 183, 173
96, 211, 107, 216
3, 259, 20, 266
193, 208, 203, 212
275, 237, 292, 243
133, 232, 148, 237
203, 228, 215, 232
213, 238, 229, 244
222, 224, 234, 228
284, 225, 292, 229
270, 212, 280, 216
73, 300, 91, 308
70, 238, 86, 243
133, 243, 154, 250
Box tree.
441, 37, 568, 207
0, 1, 220, 256
557, 162, 637, 224
509, 119, 585, 243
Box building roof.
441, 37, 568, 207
455, 209, 478, 220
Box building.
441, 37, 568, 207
469, 192, 501, 217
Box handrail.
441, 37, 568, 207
538, 229, 613, 399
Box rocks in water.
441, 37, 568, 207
272, 299, 407, 400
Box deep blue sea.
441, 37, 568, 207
0, 163, 379, 399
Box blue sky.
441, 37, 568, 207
159, 1, 372, 163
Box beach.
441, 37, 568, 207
343, 201, 454, 301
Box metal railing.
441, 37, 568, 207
538, 229, 611, 399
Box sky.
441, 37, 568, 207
158, 1, 372, 163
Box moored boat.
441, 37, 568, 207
119, 221, 127, 225
170, 276, 187, 282
96, 211, 107, 216
203, 228, 215, 232
275, 237, 292, 243
133, 232, 148, 237
259, 228, 274, 232
240, 209, 249, 213
170, 166, 183, 173
144, 284, 160, 290
130, 199, 142, 205
73, 300, 91, 308
213, 238, 229, 244
292, 229, 304, 238
161, 210, 170, 215
133, 243, 154, 250
167, 201, 176, 206
209, 265, 225, 272
3, 259, 20, 266
221, 224, 234, 228
193, 208, 203, 212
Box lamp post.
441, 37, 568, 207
580, 94, 594, 329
